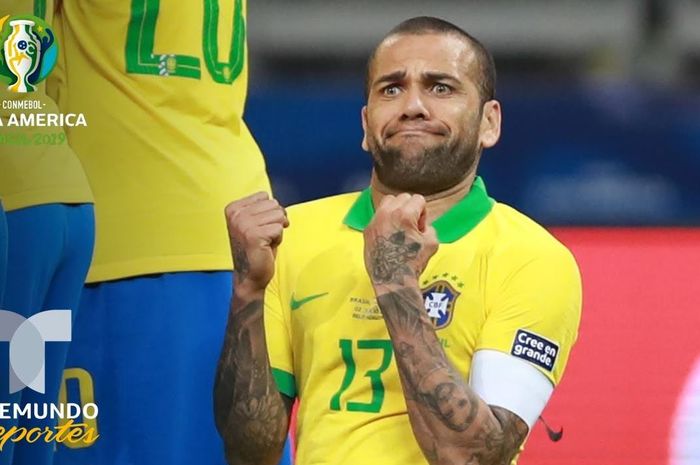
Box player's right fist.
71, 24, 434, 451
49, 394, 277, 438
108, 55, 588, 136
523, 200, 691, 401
225, 192, 289, 292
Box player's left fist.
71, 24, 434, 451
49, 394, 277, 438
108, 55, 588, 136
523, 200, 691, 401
363, 193, 438, 287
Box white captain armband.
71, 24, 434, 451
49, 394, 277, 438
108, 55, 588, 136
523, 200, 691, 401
469, 349, 554, 428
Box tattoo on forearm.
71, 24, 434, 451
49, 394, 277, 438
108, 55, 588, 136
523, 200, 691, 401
377, 289, 528, 465
370, 231, 421, 284
461, 407, 529, 465
232, 239, 250, 281
214, 299, 289, 465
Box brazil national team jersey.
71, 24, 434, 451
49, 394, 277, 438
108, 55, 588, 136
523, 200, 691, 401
0, 0, 93, 212
265, 178, 582, 465
47, 0, 270, 282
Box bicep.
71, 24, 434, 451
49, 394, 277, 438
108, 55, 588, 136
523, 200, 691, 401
480, 248, 582, 386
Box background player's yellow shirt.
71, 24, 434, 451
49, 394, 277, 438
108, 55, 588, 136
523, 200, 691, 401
0, 0, 92, 211
47, 0, 269, 282
265, 178, 582, 465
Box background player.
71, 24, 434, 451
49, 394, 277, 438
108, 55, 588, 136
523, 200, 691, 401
47, 1, 291, 464
216, 17, 581, 465
0, 1, 95, 464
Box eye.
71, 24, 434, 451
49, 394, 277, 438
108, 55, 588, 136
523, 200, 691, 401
382, 84, 401, 96
432, 83, 452, 95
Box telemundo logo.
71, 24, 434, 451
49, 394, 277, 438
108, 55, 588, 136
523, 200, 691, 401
0, 14, 58, 93
0, 310, 71, 394
0, 310, 100, 450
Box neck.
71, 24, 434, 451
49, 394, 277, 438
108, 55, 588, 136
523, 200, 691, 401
370, 171, 477, 224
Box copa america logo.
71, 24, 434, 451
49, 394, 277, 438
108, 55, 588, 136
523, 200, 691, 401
0, 310, 71, 394
0, 14, 58, 93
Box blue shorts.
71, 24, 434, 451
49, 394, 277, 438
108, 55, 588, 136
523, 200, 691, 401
55, 271, 294, 465
0, 203, 95, 465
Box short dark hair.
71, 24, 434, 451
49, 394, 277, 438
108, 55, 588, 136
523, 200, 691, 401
365, 16, 497, 104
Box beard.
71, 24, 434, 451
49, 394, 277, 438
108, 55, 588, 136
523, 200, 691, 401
367, 132, 481, 196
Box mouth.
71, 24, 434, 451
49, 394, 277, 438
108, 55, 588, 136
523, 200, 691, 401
387, 127, 445, 139
393, 130, 436, 137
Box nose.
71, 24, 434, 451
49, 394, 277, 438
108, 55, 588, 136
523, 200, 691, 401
400, 86, 430, 120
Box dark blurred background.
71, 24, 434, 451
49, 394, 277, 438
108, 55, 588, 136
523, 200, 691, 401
243, 0, 700, 226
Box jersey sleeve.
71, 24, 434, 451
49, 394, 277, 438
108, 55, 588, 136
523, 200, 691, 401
264, 258, 296, 398
477, 244, 582, 386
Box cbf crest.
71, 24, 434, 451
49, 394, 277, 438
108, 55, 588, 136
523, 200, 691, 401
421, 274, 463, 329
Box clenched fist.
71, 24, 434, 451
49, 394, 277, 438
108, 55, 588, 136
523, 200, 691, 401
225, 192, 289, 292
363, 193, 438, 288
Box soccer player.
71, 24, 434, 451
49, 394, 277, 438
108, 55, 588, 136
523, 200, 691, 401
48, 1, 291, 464
0, 2, 95, 465
215, 17, 582, 465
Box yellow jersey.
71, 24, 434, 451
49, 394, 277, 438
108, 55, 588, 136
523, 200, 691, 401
265, 178, 582, 465
0, 0, 92, 212
48, 0, 269, 282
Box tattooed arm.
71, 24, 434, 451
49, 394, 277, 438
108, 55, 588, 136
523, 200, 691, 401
214, 192, 293, 465
364, 194, 528, 465
376, 287, 527, 465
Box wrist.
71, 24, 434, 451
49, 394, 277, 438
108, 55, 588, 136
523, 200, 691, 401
372, 276, 421, 296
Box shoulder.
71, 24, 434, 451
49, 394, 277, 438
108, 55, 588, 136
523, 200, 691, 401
486, 202, 578, 270
478, 202, 581, 298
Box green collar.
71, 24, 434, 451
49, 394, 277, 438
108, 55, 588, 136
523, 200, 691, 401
343, 176, 495, 243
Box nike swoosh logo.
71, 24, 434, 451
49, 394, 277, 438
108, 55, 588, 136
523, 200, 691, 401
538, 416, 563, 442
290, 292, 329, 311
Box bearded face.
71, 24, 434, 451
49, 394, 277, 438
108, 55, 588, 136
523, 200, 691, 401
365, 119, 481, 196
362, 33, 496, 195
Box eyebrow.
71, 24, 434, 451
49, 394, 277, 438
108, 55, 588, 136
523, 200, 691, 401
422, 71, 461, 85
372, 70, 461, 89
373, 70, 407, 88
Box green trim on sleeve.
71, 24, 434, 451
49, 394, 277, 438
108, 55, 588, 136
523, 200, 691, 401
271, 368, 297, 398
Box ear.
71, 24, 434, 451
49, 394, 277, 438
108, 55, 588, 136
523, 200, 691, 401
361, 105, 369, 152
479, 100, 501, 149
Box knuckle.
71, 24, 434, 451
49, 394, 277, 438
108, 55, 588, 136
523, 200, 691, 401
380, 195, 395, 207
224, 202, 235, 215
241, 228, 256, 242
229, 208, 243, 224
413, 195, 426, 208
225, 202, 242, 217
